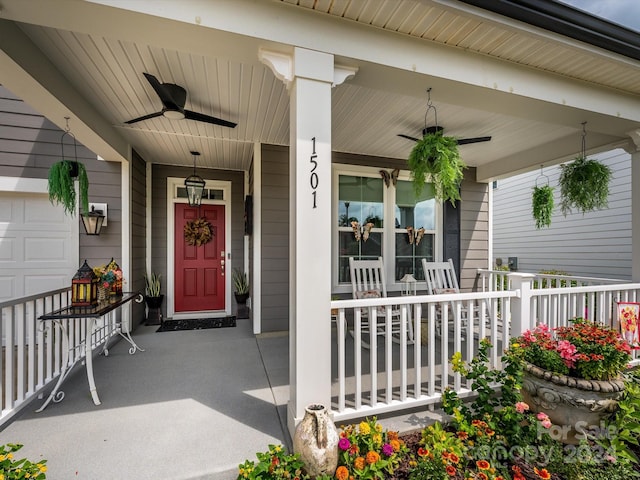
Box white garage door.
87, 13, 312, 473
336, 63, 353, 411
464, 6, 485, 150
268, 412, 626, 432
0, 190, 78, 302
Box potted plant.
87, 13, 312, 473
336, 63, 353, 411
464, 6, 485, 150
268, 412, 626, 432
48, 159, 89, 216
232, 269, 249, 304
407, 128, 466, 206
144, 272, 163, 325
559, 155, 611, 215
531, 184, 554, 229
508, 318, 632, 443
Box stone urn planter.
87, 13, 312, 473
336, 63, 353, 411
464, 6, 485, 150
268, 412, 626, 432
293, 404, 339, 477
521, 362, 625, 444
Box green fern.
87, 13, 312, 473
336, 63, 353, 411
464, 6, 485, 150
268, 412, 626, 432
47, 160, 89, 216
532, 185, 554, 229
559, 155, 611, 215
407, 131, 466, 205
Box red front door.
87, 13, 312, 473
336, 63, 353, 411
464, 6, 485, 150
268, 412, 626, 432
174, 204, 225, 312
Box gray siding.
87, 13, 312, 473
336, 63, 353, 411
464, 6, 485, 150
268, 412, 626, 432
0, 85, 122, 274
260, 145, 289, 332
460, 169, 489, 291
493, 149, 631, 280
151, 164, 245, 320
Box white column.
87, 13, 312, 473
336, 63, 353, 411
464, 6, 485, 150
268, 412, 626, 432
288, 47, 334, 436
508, 272, 535, 336
259, 47, 357, 437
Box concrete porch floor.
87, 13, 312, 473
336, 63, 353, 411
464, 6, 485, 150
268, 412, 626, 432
0, 318, 443, 480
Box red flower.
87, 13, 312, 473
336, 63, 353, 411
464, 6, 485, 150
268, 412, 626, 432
476, 460, 491, 470
535, 467, 551, 480
446, 465, 457, 476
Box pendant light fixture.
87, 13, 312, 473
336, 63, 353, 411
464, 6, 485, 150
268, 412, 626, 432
185, 150, 205, 207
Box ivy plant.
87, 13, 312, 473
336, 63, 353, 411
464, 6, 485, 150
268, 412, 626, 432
408, 130, 465, 206
47, 160, 89, 216
559, 155, 611, 215
531, 185, 554, 229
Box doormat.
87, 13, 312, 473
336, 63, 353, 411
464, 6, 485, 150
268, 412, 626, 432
157, 316, 236, 332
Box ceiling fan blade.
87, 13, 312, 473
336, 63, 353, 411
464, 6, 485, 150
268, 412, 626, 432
124, 111, 163, 124
184, 110, 237, 128
397, 133, 421, 142
457, 136, 492, 145
143, 73, 183, 110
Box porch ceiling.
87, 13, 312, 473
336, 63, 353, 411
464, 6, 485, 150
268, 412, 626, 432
0, 0, 639, 182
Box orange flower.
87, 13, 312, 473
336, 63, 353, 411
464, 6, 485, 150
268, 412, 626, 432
390, 439, 401, 452
534, 468, 551, 480
476, 460, 491, 470
354, 457, 365, 471
336, 466, 349, 480
446, 465, 457, 476
387, 431, 399, 441
476, 473, 489, 480
449, 453, 460, 464
366, 451, 380, 464
457, 431, 469, 440
417, 447, 430, 457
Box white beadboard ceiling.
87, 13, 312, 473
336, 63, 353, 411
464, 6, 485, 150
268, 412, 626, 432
1, 0, 639, 180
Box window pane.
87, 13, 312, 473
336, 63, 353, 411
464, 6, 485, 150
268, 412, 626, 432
338, 175, 384, 227
395, 181, 435, 230
338, 230, 382, 283
394, 180, 436, 281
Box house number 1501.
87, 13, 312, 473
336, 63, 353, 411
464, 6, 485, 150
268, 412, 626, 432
310, 137, 318, 208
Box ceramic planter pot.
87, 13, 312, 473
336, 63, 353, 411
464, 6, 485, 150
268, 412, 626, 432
293, 404, 339, 477
521, 362, 625, 444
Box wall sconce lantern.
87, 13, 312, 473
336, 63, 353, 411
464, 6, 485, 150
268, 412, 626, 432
185, 150, 205, 207
80, 204, 105, 235
400, 273, 417, 296
71, 259, 99, 306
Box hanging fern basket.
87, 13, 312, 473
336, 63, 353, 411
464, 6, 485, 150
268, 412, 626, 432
408, 130, 466, 206
559, 155, 611, 215
531, 185, 554, 229
48, 160, 89, 216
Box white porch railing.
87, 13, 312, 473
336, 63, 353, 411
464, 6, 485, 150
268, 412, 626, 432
0, 288, 123, 426
330, 273, 640, 422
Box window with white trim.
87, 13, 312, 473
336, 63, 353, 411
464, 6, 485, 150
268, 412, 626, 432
334, 165, 440, 288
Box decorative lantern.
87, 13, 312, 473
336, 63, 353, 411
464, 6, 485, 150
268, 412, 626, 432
72, 260, 99, 306
184, 150, 205, 207
400, 273, 417, 296
80, 204, 105, 235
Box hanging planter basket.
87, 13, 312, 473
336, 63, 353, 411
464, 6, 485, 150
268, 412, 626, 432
47, 124, 89, 217
532, 185, 555, 229
559, 124, 612, 215
406, 90, 466, 206
531, 167, 554, 229
408, 129, 465, 205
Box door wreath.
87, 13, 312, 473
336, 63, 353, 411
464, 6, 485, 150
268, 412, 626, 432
184, 217, 213, 246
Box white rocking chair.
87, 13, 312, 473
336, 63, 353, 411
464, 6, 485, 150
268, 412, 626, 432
349, 256, 414, 347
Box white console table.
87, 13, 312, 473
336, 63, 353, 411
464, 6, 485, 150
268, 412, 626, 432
37, 292, 144, 412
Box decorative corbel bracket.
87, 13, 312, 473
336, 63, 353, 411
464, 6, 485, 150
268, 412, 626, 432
259, 48, 358, 90
625, 129, 640, 153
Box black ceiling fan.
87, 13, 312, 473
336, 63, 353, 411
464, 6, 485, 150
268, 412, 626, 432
125, 73, 237, 128
398, 88, 490, 145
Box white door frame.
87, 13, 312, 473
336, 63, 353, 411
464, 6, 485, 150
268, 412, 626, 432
166, 177, 232, 319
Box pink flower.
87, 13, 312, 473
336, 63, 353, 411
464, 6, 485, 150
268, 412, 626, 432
557, 340, 578, 368
515, 402, 529, 413
541, 419, 552, 429
338, 438, 351, 451
605, 454, 616, 463
536, 412, 549, 421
